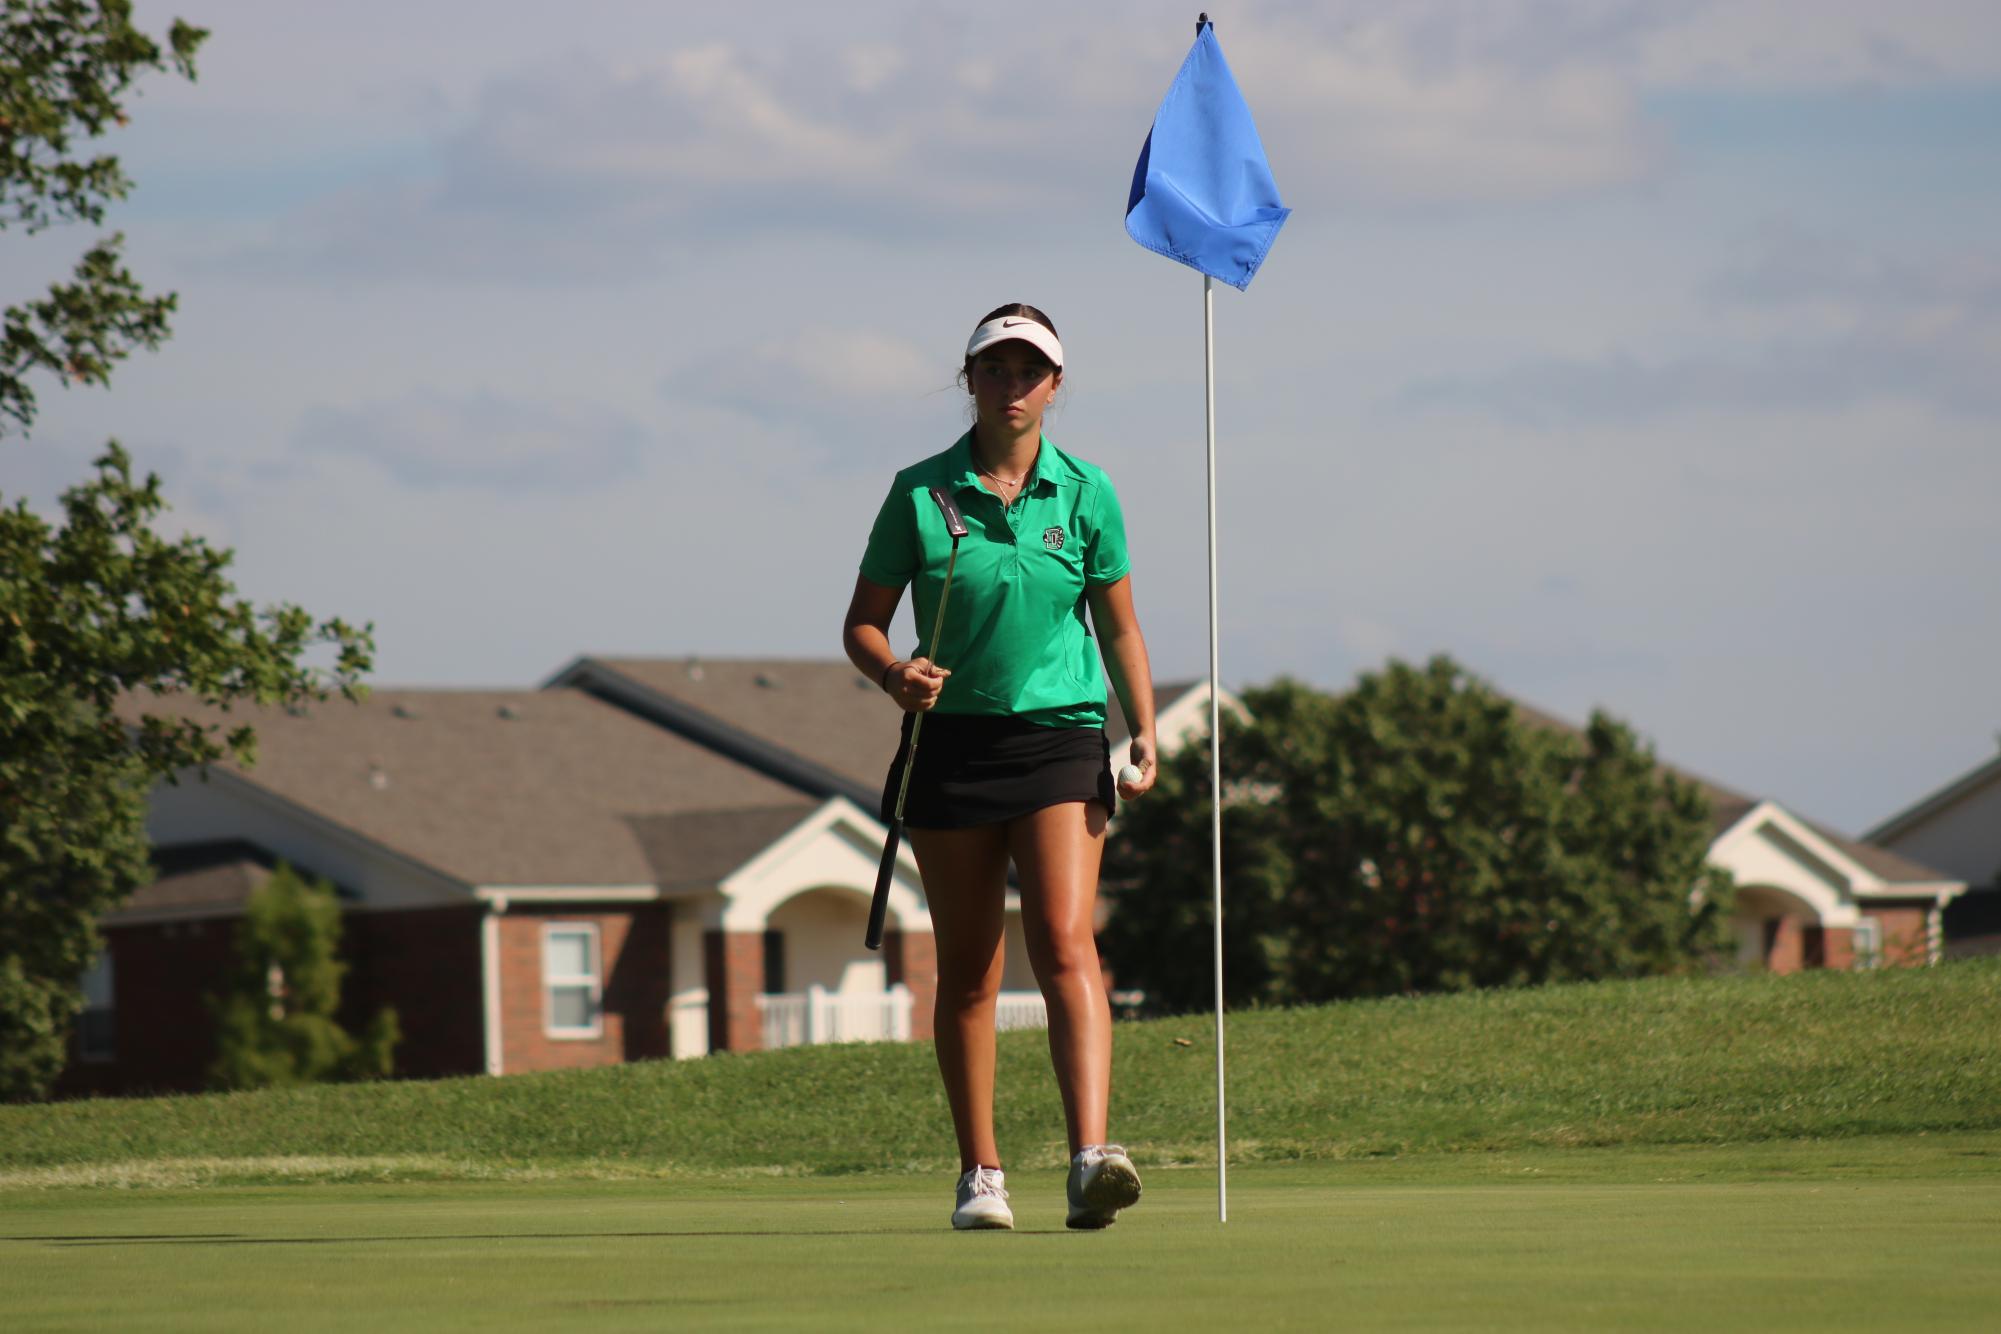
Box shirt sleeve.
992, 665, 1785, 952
858, 483, 918, 588
1084, 475, 1131, 586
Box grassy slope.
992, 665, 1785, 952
2, 960, 1996, 1182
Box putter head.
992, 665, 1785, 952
928, 485, 970, 539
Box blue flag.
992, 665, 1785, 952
1125, 20, 1289, 291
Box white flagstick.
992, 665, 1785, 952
1204, 272, 1227, 1224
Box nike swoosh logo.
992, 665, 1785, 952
1001, 318, 1034, 327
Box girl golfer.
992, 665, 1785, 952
843, 303, 1157, 1230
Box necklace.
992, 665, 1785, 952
975, 443, 1035, 493
980, 464, 1030, 519
974, 434, 1037, 513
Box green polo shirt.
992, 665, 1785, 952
860, 432, 1131, 727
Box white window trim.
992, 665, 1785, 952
543, 922, 604, 1039
78, 953, 115, 1063
1852, 917, 1883, 971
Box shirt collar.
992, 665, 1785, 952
947, 431, 1074, 496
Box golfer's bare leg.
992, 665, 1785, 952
908, 824, 1010, 1173
1010, 800, 1113, 1153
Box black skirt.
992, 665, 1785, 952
880, 711, 1117, 830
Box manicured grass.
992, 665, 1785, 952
3, 961, 1997, 1184
4, 1139, 1999, 1332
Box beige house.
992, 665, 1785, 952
1866, 749, 2001, 957
1704, 794, 1963, 970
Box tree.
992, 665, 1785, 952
1101, 658, 1734, 1010
1096, 708, 1294, 1014
1, 4, 374, 1099
3, 1, 205, 433
209, 863, 398, 1090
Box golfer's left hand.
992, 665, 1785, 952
1118, 735, 1158, 800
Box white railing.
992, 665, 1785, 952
994, 991, 1048, 1032
759, 984, 912, 1049
756, 986, 1051, 1048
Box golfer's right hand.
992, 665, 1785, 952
885, 658, 949, 712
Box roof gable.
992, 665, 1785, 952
1865, 751, 2001, 844
1710, 800, 1963, 900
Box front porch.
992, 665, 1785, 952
1710, 801, 1962, 974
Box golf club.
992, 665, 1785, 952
866, 485, 970, 951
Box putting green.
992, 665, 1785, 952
4, 1138, 1998, 1332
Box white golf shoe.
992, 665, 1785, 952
1066, 1144, 1142, 1229
951, 1165, 1014, 1231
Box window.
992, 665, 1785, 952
78, 953, 115, 1062
763, 929, 787, 995
1853, 918, 1883, 971
543, 924, 602, 1037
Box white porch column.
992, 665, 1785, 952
669, 895, 722, 1059
481, 895, 507, 1076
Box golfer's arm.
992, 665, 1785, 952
843, 574, 906, 685
1088, 575, 1156, 747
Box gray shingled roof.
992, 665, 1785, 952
1865, 751, 2001, 843
1801, 821, 1958, 887
107, 841, 279, 923
560, 657, 907, 804
123, 688, 808, 888
108, 841, 365, 923
628, 804, 822, 890
560, 657, 1198, 803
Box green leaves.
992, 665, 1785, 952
2, 235, 176, 432
1101, 658, 1734, 1012
1, 447, 375, 1099
2, 1, 209, 433
207, 864, 400, 1091
1, 6, 365, 1101
1, 2, 209, 230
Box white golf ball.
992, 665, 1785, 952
1117, 764, 1143, 787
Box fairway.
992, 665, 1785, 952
6, 1137, 1998, 1332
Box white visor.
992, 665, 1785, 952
965, 316, 1064, 369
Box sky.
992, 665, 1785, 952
5, 0, 1999, 838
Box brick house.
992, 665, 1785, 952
57, 662, 1960, 1093
1865, 748, 2001, 958
1703, 792, 1964, 971
63, 681, 956, 1094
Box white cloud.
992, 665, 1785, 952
295, 390, 647, 492
459, 47, 902, 194
1229, 5, 1665, 204
1712, 225, 2001, 319
1397, 230, 2001, 424
207, 3, 1736, 279
662, 328, 946, 435
1634, 0, 2001, 87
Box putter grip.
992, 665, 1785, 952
865, 819, 902, 951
